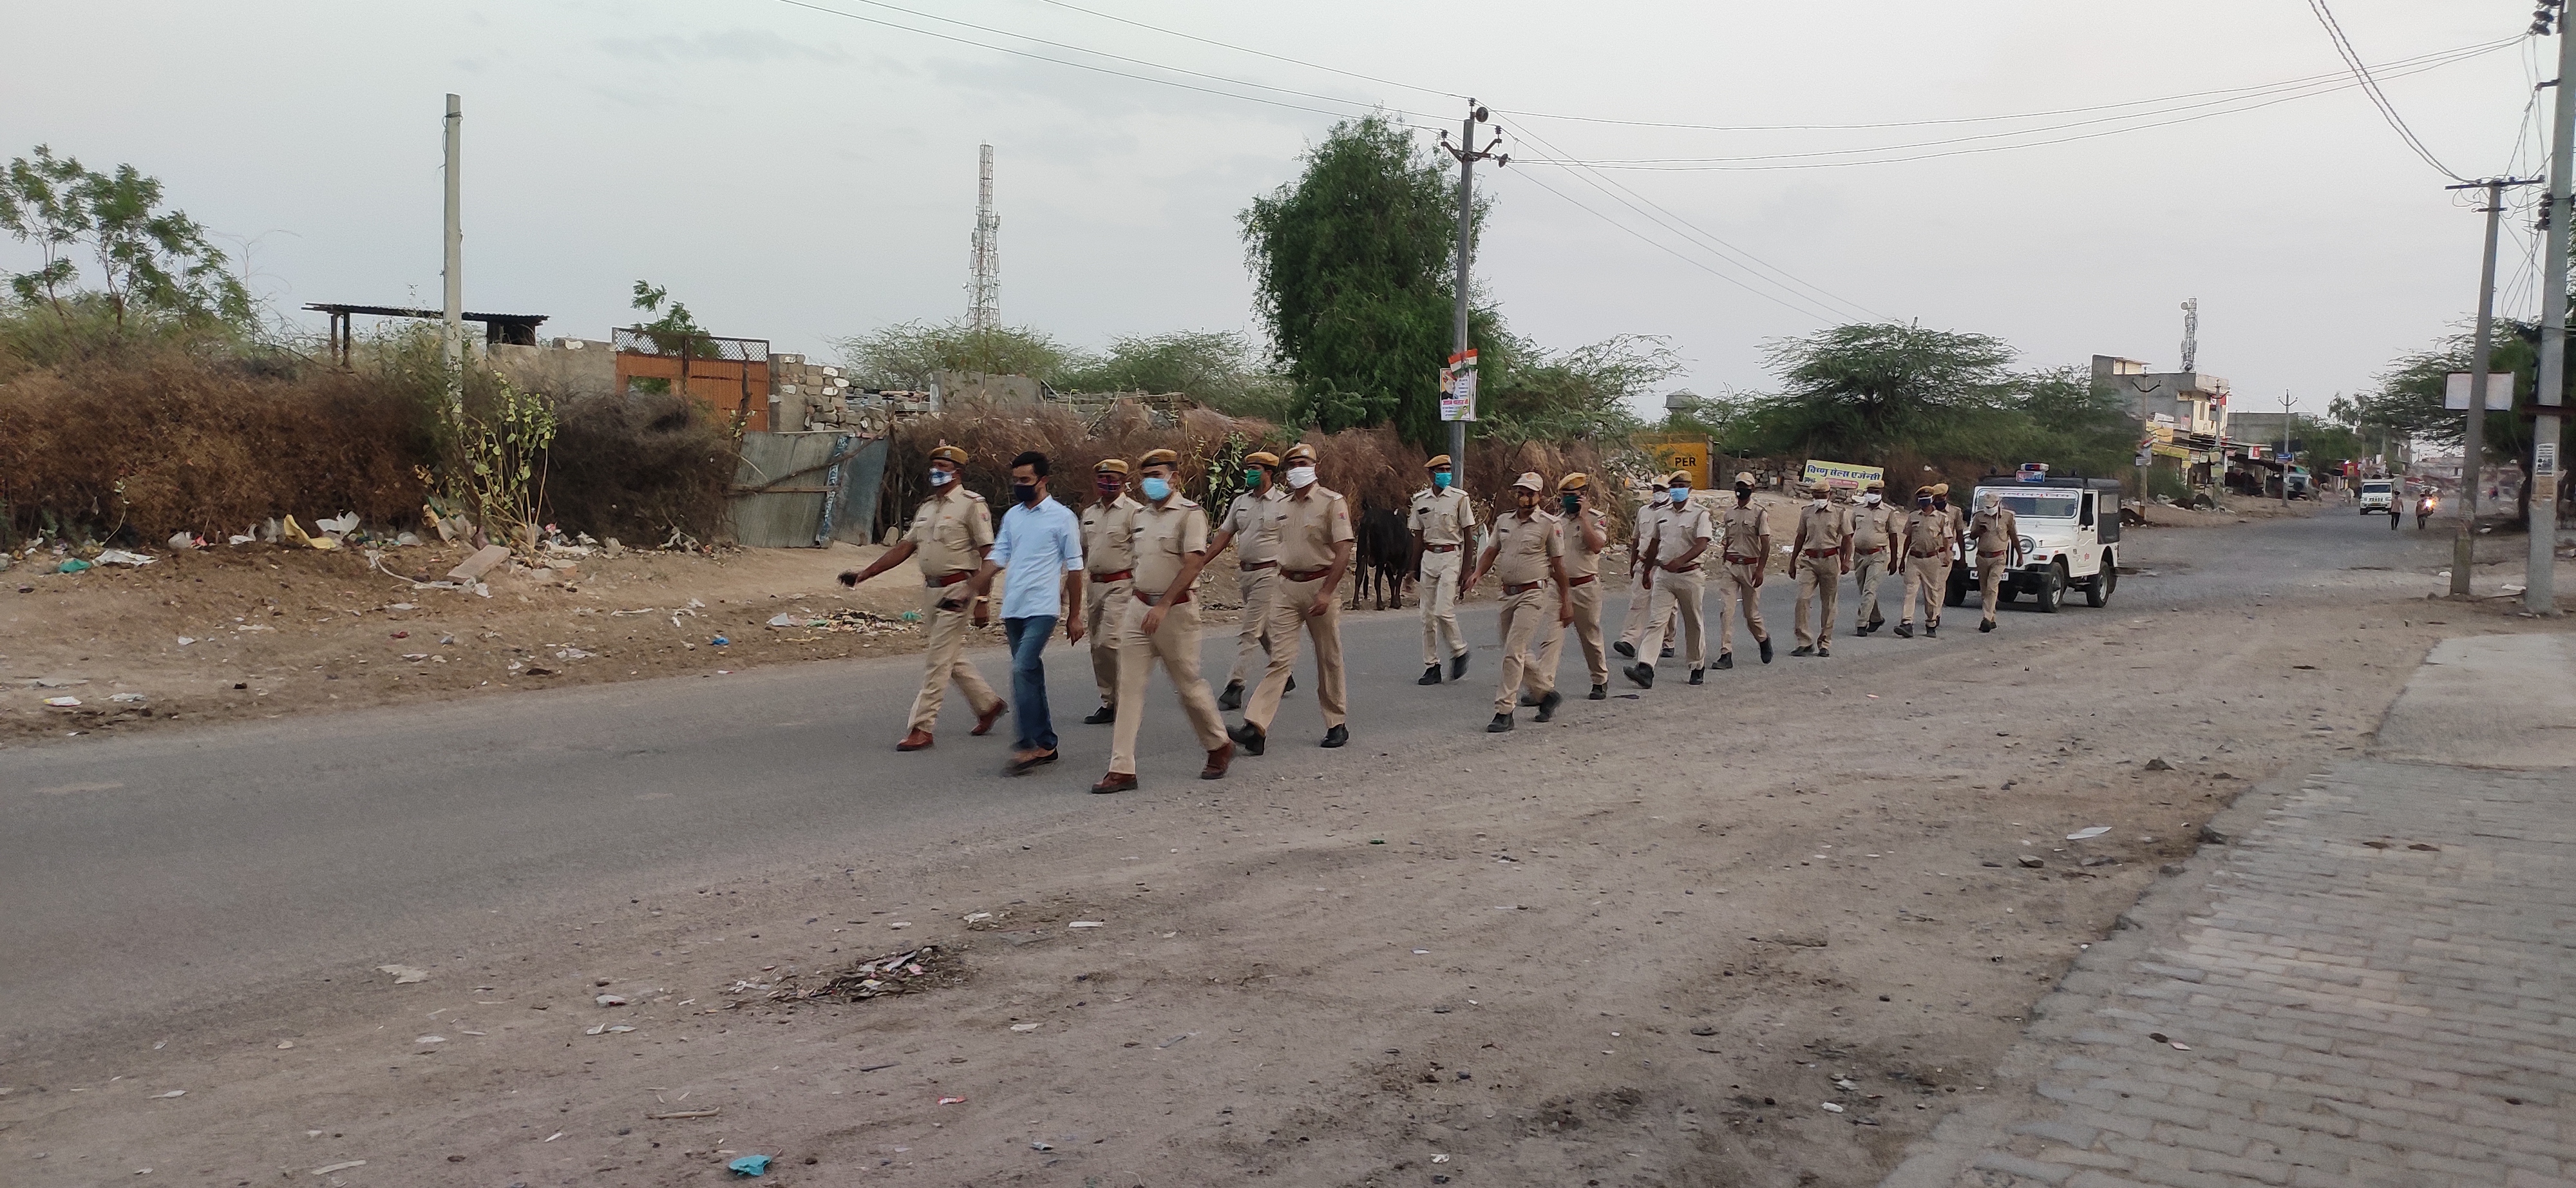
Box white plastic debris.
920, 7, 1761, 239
176, 637, 196, 646
1820, 1102, 1845, 1113
1010, 1023, 1041, 1033
43, 696, 82, 707
93, 549, 156, 566
153, 1089, 185, 1098
376, 964, 429, 985
1068, 921, 1104, 929
595, 994, 628, 1007
2065, 826, 2112, 841
315, 512, 360, 537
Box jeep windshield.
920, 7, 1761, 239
1980, 489, 2079, 519
2361, 481, 2392, 493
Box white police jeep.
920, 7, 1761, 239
1944, 472, 2123, 612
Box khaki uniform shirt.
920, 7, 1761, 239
1081, 493, 1142, 576
1719, 503, 1771, 563
1278, 485, 1356, 575
1219, 488, 1289, 565
1651, 501, 1715, 571
1851, 502, 1902, 553
1490, 509, 1565, 586
1969, 506, 2020, 561
1902, 508, 1949, 557
1127, 496, 1209, 594
1564, 506, 1607, 580
1795, 503, 1852, 554
1410, 487, 1475, 546
904, 488, 993, 578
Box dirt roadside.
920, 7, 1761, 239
8, 522, 2554, 1187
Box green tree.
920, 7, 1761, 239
835, 319, 1073, 390
1054, 329, 1290, 418
0, 144, 251, 331
1476, 331, 1671, 445
2355, 324, 2554, 521
1240, 115, 1484, 442
1722, 323, 2018, 459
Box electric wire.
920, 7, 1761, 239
1029, 0, 1467, 102
2304, 0, 2472, 182
1497, 165, 1850, 325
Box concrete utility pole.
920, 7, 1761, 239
2279, 392, 2295, 506
442, 93, 464, 418
2530, 10, 2574, 615
2447, 178, 2515, 597
1441, 102, 1504, 492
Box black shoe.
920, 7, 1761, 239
1518, 691, 1541, 707
1614, 640, 1636, 659
1926, 622, 1938, 638
1817, 646, 1830, 658
1535, 690, 1563, 722
1716, 652, 1734, 669
1217, 682, 1244, 711
1660, 647, 1675, 659
1626, 663, 1655, 689
1979, 619, 1995, 633
1790, 645, 1815, 657
1083, 704, 1117, 725
1419, 664, 1443, 686
1450, 652, 1468, 680
1687, 667, 1705, 685
1758, 638, 1774, 664
1486, 713, 1514, 733
1587, 684, 1607, 701
1321, 725, 1349, 748
1893, 624, 1913, 639
1287, 675, 1297, 693
1227, 721, 1267, 756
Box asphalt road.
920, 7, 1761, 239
0, 503, 2461, 1052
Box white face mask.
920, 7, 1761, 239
1812, 497, 1828, 508
928, 468, 954, 486
1285, 465, 1318, 489
1863, 492, 1881, 505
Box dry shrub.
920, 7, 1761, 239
886, 399, 1286, 533
543, 390, 735, 544
0, 351, 432, 542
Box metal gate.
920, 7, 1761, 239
728, 432, 888, 548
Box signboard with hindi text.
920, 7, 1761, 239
1800, 459, 1884, 491
1439, 350, 1479, 422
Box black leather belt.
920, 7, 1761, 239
1567, 573, 1597, 587
1091, 568, 1133, 582
1503, 580, 1543, 596
1137, 589, 1190, 606
1282, 568, 1331, 582
1240, 559, 1278, 571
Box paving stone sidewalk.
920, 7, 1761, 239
1882, 637, 2576, 1188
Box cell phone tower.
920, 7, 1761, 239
2179, 297, 2199, 373
967, 144, 999, 332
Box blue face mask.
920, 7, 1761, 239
1669, 486, 1690, 504
1140, 476, 1171, 502
1432, 472, 1451, 490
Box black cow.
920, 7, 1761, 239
1350, 505, 1411, 610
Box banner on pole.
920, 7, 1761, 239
1799, 459, 1883, 491
1439, 350, 1479, 423
2445, 372, 2515, 410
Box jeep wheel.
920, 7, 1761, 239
2032, 561, 2065, 613
2085, 562, 2116, 608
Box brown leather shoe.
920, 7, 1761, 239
896, 728, 934, 751
1090, 771, 1139, 794
971, 700, 1009, 737
1200, 742, 1235, 780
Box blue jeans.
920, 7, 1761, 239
1001, 616, 1057, 752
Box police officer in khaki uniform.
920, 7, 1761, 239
1615, 487, 1676, 662
1788, 479, 1853, 657
838, 444, 1006, 751
1464, 472, 1572, 731
1968, 489, 2023, 633
1077, 458, 1142, 724
1206, 450, 1289, 711
1894, 486, 1947, 638
1546, 473, 1612, 700
1091, 448, 1233, 793
1848, 477, 1902, 635
1410, 454, 1476, 684
1714, 471, 1776, 667
1626, 470, 1712, 688
1231, 443, 1356, 753
1931, 481, 1966, 599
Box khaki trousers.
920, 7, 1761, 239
1245, 574, 1347, 731
1616, 568, 1674, 651
1793, 555, 1841, 648
1541, 577, 1607, 687
1716, 562, 1766, 655
1898, 554, 1944, 626
1084, 578, 1132, 706
1108, 596, 1229, 776
1637, 566, 1706, 668
1849, 550, 1891, 629
1227, 565, 1277, 686
907, 588, 1001, 733
1494, 587, 1555, 713
1978, 555, 2009, 621
1418, 548, 1466, 664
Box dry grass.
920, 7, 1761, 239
542, 390, 737, 544
0, 351, 433, 543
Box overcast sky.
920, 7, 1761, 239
0, 1, 2553, 417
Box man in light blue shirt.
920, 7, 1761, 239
970, 450, 1086, 776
